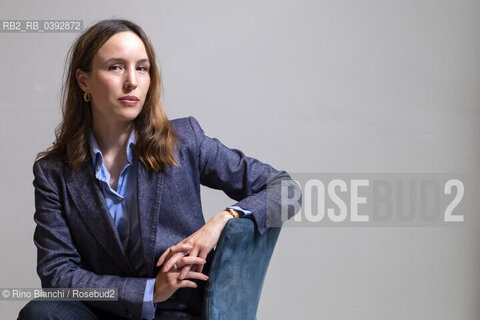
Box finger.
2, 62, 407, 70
179, 248, 199, 279
183, 271, 209, 281
179, 265, 191, 280
195, 250, 209, 273
156, 248, 171, 267
176, 280, 198, 290
177, 256, 206, 268
163, 252, 187, 272
171, 243, 193, 253
156, 243, 192, 267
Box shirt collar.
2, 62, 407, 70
88, 127, 137, 171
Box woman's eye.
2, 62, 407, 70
137, 66, 149, 72
108, 65, 122, 71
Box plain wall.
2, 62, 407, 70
1, 1, 479, 319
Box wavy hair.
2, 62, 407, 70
37, 19, 177, 172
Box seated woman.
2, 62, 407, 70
18, 19, 300, 320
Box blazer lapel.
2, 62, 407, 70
65, 161, 136, 275
136, 157, 163, 276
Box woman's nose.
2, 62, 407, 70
124, 67, 138, 90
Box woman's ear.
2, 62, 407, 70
76, 68, 89, 92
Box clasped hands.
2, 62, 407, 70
152, 210, 233, 303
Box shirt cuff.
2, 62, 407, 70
227, 205, 252, 217
142, 278, 156, 320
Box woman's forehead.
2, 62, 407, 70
95, 31, 148, 63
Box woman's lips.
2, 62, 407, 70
118, 96, 139, 105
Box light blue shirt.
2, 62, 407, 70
89, 128, 252, 319
89, 128, 156, 320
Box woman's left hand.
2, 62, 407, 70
156, 211, 233, 279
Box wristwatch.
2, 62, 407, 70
226, 208, 243, 218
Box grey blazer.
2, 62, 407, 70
32, 116, 299, 319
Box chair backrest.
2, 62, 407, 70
203, 218, 282, 320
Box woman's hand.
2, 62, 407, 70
157, 211, 233, 281
153, 243, 209, 303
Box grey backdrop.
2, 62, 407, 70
1, 1, 480, 319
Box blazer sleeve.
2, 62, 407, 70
187, 116, 302, 234
32, 161, 146, 320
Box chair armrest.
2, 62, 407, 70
203, 218, 281, 320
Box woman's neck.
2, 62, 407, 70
91, 119, 133, 158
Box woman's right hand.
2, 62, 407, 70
153, 243, 209, 303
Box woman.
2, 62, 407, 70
18, 19, 300, 320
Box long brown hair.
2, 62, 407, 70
37, 19, 177, 172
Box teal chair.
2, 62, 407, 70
203, 218, 282, 320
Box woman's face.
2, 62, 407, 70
77, 31, 151, 127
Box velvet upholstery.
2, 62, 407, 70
203, 218, 281, 320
